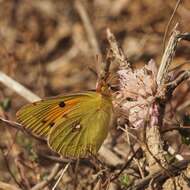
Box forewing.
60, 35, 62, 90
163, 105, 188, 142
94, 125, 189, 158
48, 93, 113, 158
16, 93, 92, 138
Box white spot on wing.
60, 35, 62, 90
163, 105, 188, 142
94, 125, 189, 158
75, 124, 81, 129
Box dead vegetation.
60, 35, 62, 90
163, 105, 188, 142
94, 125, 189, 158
0, 0, 190, 190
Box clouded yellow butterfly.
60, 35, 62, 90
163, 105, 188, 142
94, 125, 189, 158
16, 75, 113, 158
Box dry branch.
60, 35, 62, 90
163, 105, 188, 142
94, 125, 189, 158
0, 71, 40, 102
166, 70, 190, 94
52, 163, 70, 190
0, 117, 45, 142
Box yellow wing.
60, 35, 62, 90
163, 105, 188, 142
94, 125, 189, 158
16, 92, 92, 138
48, 92, 113, 158
16, 91, 113, 158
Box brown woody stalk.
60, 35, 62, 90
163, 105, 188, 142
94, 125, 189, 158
106, 26, 190, 189
145, 27, 190, 173
141, 27, 190, 175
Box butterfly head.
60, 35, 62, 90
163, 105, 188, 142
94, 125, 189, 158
96, 77, 112, 96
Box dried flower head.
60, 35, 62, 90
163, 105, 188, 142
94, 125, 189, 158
115, 59, 158, 128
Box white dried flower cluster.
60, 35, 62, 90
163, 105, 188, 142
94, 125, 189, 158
115, 60, 158, 128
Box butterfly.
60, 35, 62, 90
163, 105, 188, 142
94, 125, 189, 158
16, 77, 113, 158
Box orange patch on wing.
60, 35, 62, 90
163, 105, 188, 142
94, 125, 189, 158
44, 99, 80, 121
66, 99, 80, 105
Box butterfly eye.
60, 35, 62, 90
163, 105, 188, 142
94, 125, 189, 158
59, 101, 66, 108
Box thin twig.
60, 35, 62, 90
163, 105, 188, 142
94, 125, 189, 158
0, 71, 40, 102
110, 148, 140, 182
31, 164, 61, 190
0, 117, 45, 142
0, 147, 23, 189
162, 0, 182, 53
75, 0, 102, 74
166, 70, 190, 92
75, 0, 101, 56
124, 125, 145, 178
169, 60, 190, 72
52, 162, 70, 190
37, 153, 95, 168
0, 117, 23, 131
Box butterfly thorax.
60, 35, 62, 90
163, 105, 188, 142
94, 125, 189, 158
96, 79, 112, 97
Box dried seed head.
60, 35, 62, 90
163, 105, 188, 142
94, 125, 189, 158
114, 59, 158, 128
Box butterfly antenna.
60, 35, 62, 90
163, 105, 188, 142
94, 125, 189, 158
88, 66, 98, 77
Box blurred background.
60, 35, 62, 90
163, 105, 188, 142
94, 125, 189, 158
0, 0, 190, 189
